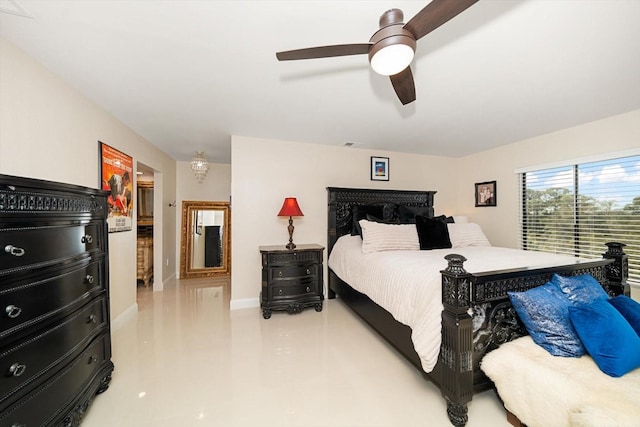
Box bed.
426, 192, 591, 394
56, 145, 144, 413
326, 187, 630, 427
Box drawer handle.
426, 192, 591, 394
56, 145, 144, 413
278, 289, 283, 295
306, 286, 311, 293
81, 234, 93, 244
4, 245, 25, 257
5, 305, 22, 319
86, 274, 95, 284
88, 314, 98, 324
306, 269, 310, 275
89, 355, 99, 364
278, 271, 283, 277
9, 363, 26, 377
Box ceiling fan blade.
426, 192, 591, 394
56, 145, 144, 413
389, 67, 416, 105
404, 0, 479, 41
276, 43, 372, 61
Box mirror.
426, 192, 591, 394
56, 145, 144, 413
180, 201, 231, 278
137, 181, 154, 225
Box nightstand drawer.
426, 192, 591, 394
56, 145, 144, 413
263, 250, 321, 266
269, 264, 317, 280
270, 280, 317, 300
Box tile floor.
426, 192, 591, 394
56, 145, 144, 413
82, 278, 510, 427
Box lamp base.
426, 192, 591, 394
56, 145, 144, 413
286, 217, 296, 250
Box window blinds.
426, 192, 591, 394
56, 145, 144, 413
520, 155, 640, 285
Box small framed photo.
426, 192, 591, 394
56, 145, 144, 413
371, 156, 389, 181
475, 181, 497, 207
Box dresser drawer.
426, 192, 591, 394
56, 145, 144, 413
0, 297, 107, 403
0, 333, 110, 427
0, 259, 105, 340
270, 280, 317, 300
0, 221, 105, 274
269, 264, 318, 281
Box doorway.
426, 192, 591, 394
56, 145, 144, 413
136, 162, 160, 297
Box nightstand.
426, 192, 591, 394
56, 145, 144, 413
259, 244, 324, 319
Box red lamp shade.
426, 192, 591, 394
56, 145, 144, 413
277, 197, 304, 217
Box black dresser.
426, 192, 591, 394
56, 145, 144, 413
0, 174, 114, 426
259, 244, 324, 319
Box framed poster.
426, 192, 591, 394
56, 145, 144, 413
475, 180, 497, 207
100, 141, 133, 232
371, 156, 389, 181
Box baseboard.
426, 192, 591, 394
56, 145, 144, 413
111, 302, 138, 331
155, 271, 177, 291
230, 297, 259, 311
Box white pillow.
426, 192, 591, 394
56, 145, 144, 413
359, 220, 420, 254
447, 223, 491, 248
452, 215, 468, 223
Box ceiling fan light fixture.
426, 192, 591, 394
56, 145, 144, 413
370, 42, 415, 76
368, 22, 417, 76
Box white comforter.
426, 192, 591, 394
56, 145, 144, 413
328, 235, 581, 373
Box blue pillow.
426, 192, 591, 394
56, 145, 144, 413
551, 273, 608, 304
608, 295, 640, 337
508, 283, 585, 357
569, 299, 640, 377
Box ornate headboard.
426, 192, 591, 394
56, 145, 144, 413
326, 187, 437, 254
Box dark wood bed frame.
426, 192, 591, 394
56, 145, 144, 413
326, 187, 630, 427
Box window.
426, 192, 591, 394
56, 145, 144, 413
520, 154, 640, 285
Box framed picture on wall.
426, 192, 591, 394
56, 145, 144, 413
371, 156, 389, 181
100, 141, 134, 232
475, 180, 497, 207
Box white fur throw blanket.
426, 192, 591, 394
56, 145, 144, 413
481, 336, 640, 427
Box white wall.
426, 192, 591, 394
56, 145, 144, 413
0, 37, 178, 321
176, 161, 231, 202
230, 136, 458, 307
456, 109, 640, 249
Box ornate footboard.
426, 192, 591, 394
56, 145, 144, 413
326, 187, 630, 427
438, 244, 629, 426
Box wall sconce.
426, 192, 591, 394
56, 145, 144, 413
277, 197, 304, 250
190, 151, 209, 184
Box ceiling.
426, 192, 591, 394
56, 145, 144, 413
1, 1, 639, 164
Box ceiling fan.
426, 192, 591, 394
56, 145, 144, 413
276, 0, 479, 105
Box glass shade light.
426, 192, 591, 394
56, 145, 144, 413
191, 151, 209, 184
370, 43, 415, 76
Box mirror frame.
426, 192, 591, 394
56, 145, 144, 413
180, 200, 231, 278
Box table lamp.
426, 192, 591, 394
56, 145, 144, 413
277, 197, 304, 250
